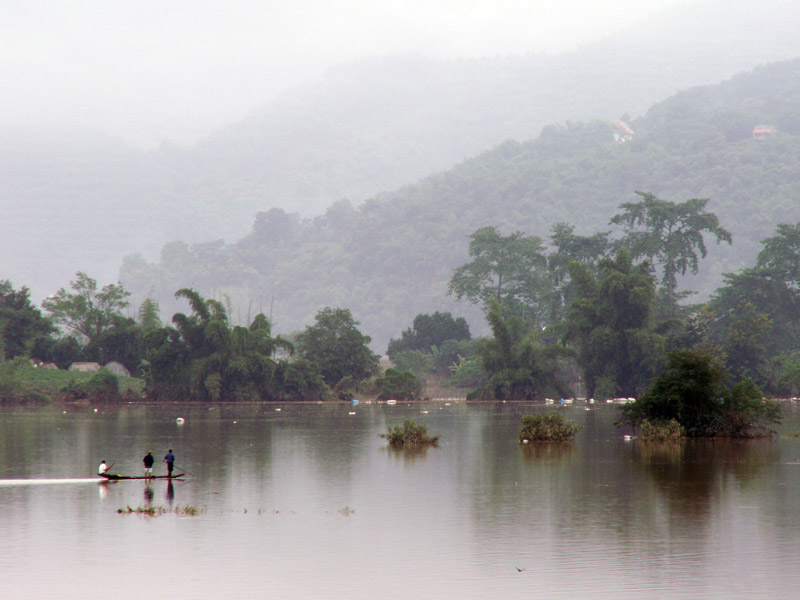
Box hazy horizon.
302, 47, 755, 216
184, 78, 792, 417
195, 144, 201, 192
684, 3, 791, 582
2, 0, 690, 149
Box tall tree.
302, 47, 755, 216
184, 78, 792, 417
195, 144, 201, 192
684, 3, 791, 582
137, 298, 162, 331
708, 220, 800, 367
41, 272, 131, 361
564, 248, 665, 399
0, 280, 55, 360
296, 307, 379, 387
546, 223, 611, 325
448, 226, 552, 325
610, 192, 732, 317
472, 298, 569, 400
387, 311, 470, 358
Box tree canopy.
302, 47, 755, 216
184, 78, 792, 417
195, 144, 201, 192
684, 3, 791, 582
563, 248, 665, 399
295, 307, 380, 389
386, 311, 470, 358
620, 348, 781, 437
610, 192, 732, 317
42, 272, 130, 345
448, 226, 551, 324
0, 281, 54, 361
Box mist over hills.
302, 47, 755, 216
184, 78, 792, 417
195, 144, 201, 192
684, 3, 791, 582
121, 58, 800, 349
3, 0, 800, 309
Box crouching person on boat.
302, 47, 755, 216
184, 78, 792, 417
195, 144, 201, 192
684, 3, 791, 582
98, 460, 109, 475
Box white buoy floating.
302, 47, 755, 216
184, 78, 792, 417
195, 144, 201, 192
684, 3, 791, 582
176, 417, 185, 425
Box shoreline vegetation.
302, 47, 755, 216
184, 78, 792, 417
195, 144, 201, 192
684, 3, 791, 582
2, 195, 800, 439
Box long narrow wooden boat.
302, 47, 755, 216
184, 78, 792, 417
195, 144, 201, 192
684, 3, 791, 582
98, 473, 185, 481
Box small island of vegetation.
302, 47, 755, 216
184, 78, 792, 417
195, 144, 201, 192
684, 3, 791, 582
381, 419, 440, 447
519, 413, 582, 443
619, 349, 782, 439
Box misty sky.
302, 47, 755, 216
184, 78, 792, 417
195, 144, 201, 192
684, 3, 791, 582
2, 0, 690, 149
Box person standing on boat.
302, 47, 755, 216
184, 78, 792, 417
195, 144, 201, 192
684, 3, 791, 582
143, 451, 155, 479
98, 460, 109, 475
163, 449, 175, 477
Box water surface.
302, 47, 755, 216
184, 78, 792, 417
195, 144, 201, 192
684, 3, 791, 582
2, 400, 800, 599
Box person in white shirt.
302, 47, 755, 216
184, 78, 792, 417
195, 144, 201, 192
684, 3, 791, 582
98, 460, 109, 475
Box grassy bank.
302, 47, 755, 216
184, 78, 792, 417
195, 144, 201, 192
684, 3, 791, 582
3, 363, 145, 402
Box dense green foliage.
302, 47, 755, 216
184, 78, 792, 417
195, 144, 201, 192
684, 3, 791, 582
386, 311, 470, 359
295, 308, 380, 389
564, 249, 665, 399
620, 349, 782, 437
0, 281, 54, 361
707, 221, 800, 391
374, 368, 422, 401
380, 419, 440, 446
470, 299, 569, 400
610, 192, 732, 317
42, 272, 130, 347
448, 226, 550, 322
519, 413, 582, 442
638, 419, 682, 442
141, 288, 331, 402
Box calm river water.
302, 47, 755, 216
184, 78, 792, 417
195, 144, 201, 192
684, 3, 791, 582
2, 400, 800, 599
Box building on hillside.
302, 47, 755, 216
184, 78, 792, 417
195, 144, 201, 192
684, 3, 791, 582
613, 121, 635, 144
752, 125, 776, 140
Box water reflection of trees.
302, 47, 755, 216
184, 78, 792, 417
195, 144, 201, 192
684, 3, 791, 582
634, 438, 778, 517
465, 404, 800, 554
520, 442, 577, 461
383, 444, 439, 464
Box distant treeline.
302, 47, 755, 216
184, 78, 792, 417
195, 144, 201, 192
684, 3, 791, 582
3, 191, 799, 421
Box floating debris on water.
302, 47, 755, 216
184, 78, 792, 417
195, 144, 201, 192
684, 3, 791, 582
118, 504, 205, 517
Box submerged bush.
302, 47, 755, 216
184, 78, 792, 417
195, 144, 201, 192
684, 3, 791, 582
620, 349, 782, 438
519, 412, 581, 442
381, 419, 440, 446
639, 418, 683, 442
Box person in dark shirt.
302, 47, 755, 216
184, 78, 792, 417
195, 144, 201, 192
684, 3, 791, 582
143, 451, 155, 479
163, 449, 175, 477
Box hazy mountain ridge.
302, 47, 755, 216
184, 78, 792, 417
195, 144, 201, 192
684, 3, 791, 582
4, 0, 800, 303
120, 58, 800, 349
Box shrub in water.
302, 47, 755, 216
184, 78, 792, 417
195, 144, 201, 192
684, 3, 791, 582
381, 419, 440, 446
519, 412, 581, 442
639, 418, 683, 442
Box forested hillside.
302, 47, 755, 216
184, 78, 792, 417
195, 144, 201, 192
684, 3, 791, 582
121, 59, 800, 349
4, 0, 800, 302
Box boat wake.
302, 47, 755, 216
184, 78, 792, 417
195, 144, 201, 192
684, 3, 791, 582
0, 478, 100, 486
